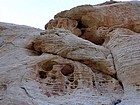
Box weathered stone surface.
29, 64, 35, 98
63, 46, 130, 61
33, 28, 116, 76
1, 1, 140, 105
106, 28, 140, 105
0, 22, 123, 105
45, 18, 81, 36
45, 1, 140, 45
43, 2, 140, 104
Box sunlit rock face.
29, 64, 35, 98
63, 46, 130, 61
0, 22, 123, 105
45, 1, 140, 45
32, 28, 123, 104
0, 1, 140, 105
106, 28, 140, 105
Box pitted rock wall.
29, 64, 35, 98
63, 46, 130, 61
45, 1, 140, 45
0, 22, 123, 105
0, 1, 140, 105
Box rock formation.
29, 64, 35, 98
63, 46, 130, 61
0, 1, 140, 105
45, 1, 140, 45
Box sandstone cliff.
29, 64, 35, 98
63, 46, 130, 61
0, 1, 140, 105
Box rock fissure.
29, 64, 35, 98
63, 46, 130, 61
109, 48, 124, 91
30, 28, 124, 104
20, 87, 33, 98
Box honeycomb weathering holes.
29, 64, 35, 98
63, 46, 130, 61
61, 63, 74, 76
39, 71, 47, 79
68, 74, 74, 82
39, 61, 75, 80
37, 61, 78, 95
38, 60, 58, 79
42, 61, 58, 71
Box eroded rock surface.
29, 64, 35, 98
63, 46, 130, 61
0, 1, 140, 105
106, 28, 140, 105
0, 22, 123, 105
45, 1, 140, 45
34, 29, 115, 76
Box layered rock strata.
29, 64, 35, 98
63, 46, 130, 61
0, 22, 124, 105
106, 28, 140, 105
45, 1, 140, 45
0, 1, 140, 105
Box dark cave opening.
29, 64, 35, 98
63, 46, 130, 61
77, 20, 87, 29
76, 20, 105, 45
76, 20, 86, 35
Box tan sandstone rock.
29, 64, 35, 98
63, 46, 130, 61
1, 1, 140, 105
0, 22, 123, 105
45, 1, 140, 45
106, 28, 140, 105
45, 18, 81, 36
33, 28, 116, 76
44, 1, 140, 104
